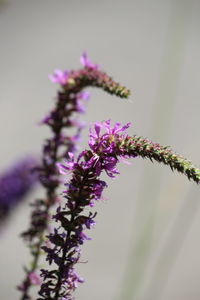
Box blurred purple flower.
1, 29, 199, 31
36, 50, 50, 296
0, 156, 38, 223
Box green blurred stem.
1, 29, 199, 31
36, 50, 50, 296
116, 1, 192, 299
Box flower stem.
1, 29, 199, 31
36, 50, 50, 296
18, 56, 130, 300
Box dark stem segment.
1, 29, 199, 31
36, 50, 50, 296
18, 65, 130, 299
53, 170, 90, 300
38, 157, 99, 300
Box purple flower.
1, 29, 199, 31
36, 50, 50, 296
89, 120, 131, 150
88, 120, 131, 177
0, 156, 38, 222
80, 52, 99, 70
49, 69, 69, 85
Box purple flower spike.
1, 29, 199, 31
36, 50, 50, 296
48, 69, 69, 85
80, 52, 99, 70
38, 121, 136, 300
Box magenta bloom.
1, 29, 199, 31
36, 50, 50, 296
89, 120, 131, 150
88, 120, 131, 177
80, 52, 99, 70
48, 69, 69, 85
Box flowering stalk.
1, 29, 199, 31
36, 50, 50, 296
37, 120, 199, 300
18, 54, 130, 300
124, 135, 200, 183
0, 156, 38, 228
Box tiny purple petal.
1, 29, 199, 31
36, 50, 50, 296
49, 69, 69, 85
79, 231, 91, 241
77, 91, 90, 101
68, 152, 74, 160
39, 114, 52, 125
56, 157, 75, 175
85, 218, 96, 229
94, 122, 102, 137
120, 122, 131, 132
80, 52, 99, 70
56, 163, 70, 175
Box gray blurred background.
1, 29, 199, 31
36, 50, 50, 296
0, 0, 200, 299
